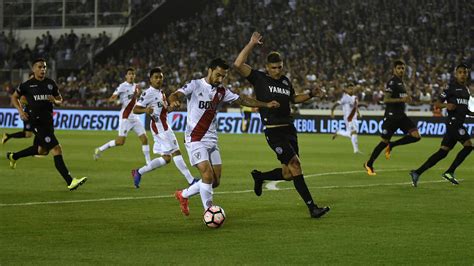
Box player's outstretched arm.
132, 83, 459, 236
168, 91, 185, 111
294, 87, 325, 104
234, 32, 263, 78
235, 96, 279, 109
133, 105, 153, 115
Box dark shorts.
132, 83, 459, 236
264, 124, 299, 165
32, 121, 59, 150
441, 123, 471, 149
381, 114, 417, 139
23, 120, 33, 132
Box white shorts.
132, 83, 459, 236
185, 141, 222, 166
118, 119, 146, 137
345, 119, 359, 133
153, 129, 179, 155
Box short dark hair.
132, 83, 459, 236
455, 63, 470, 71
149, 67, 162, 78
208, 58, 229, 70
32, 58, 46, 66
126, 67, 135, 73
393, 60, 405, 68
267, 51, 283, 63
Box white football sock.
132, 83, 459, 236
182, 180, 201, 198
173, 155, 195, 184
351, 134, 359, 152
199, 182, 213, 210
138, 157, 167, 175
98, 140, 116, 152
142, 145, 151, 164
337, 130, 351, 138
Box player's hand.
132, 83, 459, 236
249, 32, 263, 46
266, 100, 280, 108
402, 96, 412, 103
169, 100, 181, 110
311, 87, 325, 98
19, 110, 29, 121
145, 106, 154, 115
48, 95, 56, 103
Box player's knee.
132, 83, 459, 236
171, 150, 181, 157
115, 140, 125, 146
162, 155, 172, 163
437, 148, 449, 159
25, 131, 33, 138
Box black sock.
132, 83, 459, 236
446, 146, 472, 174
12, 146, 38, 160
390, 135, 420, 149
259, 168, 284, 181
367, 141, 387, 166
54, 155, 73, 185
293, 175, 317, 209
9, 131, 26, 139
416, 149, 449, 175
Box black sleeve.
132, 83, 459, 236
15, 83, 25, 96
289, 80, 296, 103
246, 69, 260, 86
441, 86, 455, 104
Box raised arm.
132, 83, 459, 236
330, 102, 340, 118
234, 32, 263, 78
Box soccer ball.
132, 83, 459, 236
203, 205, 226, 228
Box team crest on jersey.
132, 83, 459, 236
47, 84, 53, 90
45, 136, 51, 143
282, 79, 288, 86
194, 152, 201, 160
275, 147, 283, 154
458, 128, 466, 135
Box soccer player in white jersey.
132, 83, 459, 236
168, 58, 279, 216
93, 68, 151, 164
131, 67, 197, 188
330, 83, 361, 153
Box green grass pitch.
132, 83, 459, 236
1, 129, 473, 264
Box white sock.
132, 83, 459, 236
337, 130, 351, 138
173, 155, 195, 184
182, 180, 201, 198
351, 134, 359, 152
98, 140, 116, 152
142, 145, 151, 164
199, 182, 213, 210
138, 157, 167, 175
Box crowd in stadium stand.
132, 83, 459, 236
2, 0, 472, 110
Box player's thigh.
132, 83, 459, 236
131, 120, 146, 136
185, 141, 211, 167
153, 130, 179, 155
398, 115, 418, 135
381, 117, 399, 140
195, 160, 214, 181
118, 119, 134, 137
348, 120, 358, 133
34, 124, 59, 151
264, 126, 298, 165
447, 125, 471, 147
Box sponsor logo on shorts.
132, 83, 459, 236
45, 136, 51, 143
382, 129, 388, 135
458, 128, 466, 135
275, 147, 283, 154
